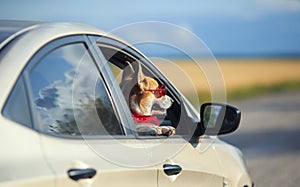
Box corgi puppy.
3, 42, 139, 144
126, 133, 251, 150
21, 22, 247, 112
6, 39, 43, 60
129, 77, 175, 136
120, 61, 175, 136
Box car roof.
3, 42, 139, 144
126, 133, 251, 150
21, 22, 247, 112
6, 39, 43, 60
0, 20, 43, 44
0, 20, 118, 49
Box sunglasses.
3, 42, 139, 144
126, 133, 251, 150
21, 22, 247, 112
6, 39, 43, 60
148, 84, 167, 98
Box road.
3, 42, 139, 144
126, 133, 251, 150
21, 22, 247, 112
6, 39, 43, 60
221, 90, 300, 187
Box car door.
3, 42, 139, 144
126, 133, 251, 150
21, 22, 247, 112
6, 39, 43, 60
92, 35, 225, 186
155, 138, 224, 187
22, 35, 158, 187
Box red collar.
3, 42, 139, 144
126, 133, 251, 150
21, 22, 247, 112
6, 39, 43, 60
131, 113, 160, 126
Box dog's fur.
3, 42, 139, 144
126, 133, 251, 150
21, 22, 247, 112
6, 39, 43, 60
120, 61, 175, 136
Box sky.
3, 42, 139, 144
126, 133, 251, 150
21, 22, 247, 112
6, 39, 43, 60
1, 0, 300, 57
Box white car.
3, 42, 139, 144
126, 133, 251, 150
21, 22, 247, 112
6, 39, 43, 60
0, 20, 253, 187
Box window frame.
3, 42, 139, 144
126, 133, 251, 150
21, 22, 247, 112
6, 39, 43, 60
21, 35, 134, 139
88, 35, 200, 139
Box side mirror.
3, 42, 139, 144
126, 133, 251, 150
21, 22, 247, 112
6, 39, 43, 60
200, 103, 241, 135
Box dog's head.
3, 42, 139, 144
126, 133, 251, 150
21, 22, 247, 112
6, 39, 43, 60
130, 77, 172, 115
138, 77, 162, 95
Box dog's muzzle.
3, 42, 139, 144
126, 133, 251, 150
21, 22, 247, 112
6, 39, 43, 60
158, 95, 173, 109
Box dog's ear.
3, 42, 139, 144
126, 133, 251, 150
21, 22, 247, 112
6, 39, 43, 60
120, 61, 134, 83
135, 60, 144, 83
120, 60, 144, 86
137, 79, 146, 91
120, 61, 136, 103
120, 60, 145, 102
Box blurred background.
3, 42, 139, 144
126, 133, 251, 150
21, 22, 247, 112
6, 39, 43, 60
1, 0, 300, 186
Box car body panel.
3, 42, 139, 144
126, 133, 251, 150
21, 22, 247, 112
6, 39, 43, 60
0, 117, 54, 186
212, 138, 252, 187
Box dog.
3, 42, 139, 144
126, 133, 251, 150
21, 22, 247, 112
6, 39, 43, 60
129, 77, 175, 136
120, 61, 175, 136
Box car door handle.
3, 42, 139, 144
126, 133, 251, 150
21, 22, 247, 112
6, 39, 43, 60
67, 168, 97, 181
163, 164, 182, 176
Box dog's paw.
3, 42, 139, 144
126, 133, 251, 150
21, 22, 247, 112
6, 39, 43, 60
136, 124, 159, 136
136, 124, 176, 136
156, 126, 176, 137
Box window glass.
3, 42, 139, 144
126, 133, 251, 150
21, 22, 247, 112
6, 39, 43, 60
28, 43, 124, 137
2, 77, 32, 128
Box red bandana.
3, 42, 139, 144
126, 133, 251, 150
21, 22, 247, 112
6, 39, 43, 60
131, 113, 160, 126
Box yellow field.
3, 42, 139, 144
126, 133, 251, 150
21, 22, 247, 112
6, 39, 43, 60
218, 59, 300, 90
153, 58, 300, 95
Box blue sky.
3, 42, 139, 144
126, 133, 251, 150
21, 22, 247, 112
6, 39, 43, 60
1, 0, 300, 57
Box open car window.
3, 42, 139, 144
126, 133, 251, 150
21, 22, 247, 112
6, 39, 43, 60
96, 39, 199, 137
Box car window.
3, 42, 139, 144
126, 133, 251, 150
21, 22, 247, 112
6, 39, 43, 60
2, 77, 32, 128
27, 43, 124, 137
96, 42, 192, 136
